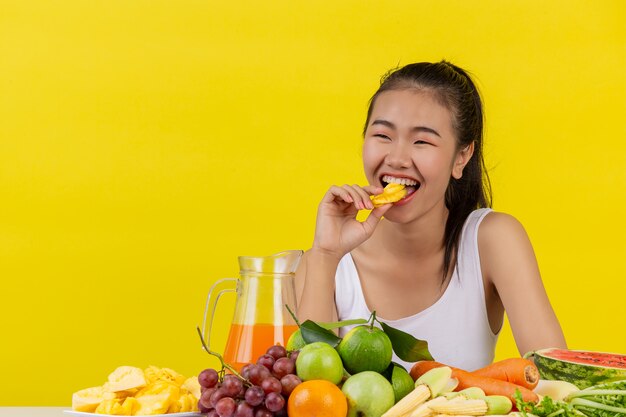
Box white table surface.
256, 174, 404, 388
0, 408, 69, 417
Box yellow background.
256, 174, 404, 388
1, 0, 624, 406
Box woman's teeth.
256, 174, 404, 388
382, 175, 418, 186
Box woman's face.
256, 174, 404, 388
362, 89, 473, 222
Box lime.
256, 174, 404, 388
337, 325, 392, 374
286, 328, 306, 351
390, 364, 414, 402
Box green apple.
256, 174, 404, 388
342, 371, 395, 417
295, 341, 343, 385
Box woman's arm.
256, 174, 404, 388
295, 184, 391, 323
479, 212, 567, 355
294, 249, 340, 323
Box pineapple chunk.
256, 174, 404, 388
134, 381, 181, 416
72, 386, 105, 412
94, 398, 131, 415
105, 366, 147, 393
144, 365, 185, 387
181, 376, 201, 400
371, 183, 407, 207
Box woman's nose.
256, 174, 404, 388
385, 141, 411, 168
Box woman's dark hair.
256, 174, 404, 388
364, 61, 492, 283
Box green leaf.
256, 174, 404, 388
380, 322, 434, 362
300, 319, 342, 347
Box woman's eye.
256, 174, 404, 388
374, 134, 391, 140
414, 140, 430, 145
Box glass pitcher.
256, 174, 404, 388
201, 250, 303, 370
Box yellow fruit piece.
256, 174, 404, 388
371, 183, 407, 207
103, 389, 139, 401
145, 365, 186, 387
181, 376, 201, 400
134, 381, 181, 416
106, 366, 147, 393
121, 397, 139, 415
95, 398, 131, 415
72, 386, 105, 412
182, 392, 199, 412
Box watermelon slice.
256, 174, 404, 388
531, 348, 626, 389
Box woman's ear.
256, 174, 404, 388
452, 141, 475, 179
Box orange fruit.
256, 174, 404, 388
287, 379, 348, 417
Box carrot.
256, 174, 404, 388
472, 358, 539, 390
409, 361, 539, 404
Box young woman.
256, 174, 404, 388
295, 61, 566, 371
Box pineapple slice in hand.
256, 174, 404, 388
370, 183, 407, 207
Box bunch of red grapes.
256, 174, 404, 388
198, 345, 302, 417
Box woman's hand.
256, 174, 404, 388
312, 184, 392, 259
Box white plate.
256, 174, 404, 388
64, 412, 203, 417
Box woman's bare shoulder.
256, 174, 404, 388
477, 211, 537, 281
480, 210, 526, 232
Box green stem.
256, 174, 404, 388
370, 310, 377, 330
196, 326, 247, 383
285, 304, 301, 327
546, 409, 565, 417
570, 398, 626, 414
567, 389, 626, 399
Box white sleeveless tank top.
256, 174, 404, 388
335, 208, 499, 372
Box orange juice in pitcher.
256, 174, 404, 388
202, 250, 302, 370
223, 323, 299, 370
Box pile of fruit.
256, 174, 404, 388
71, 365, 201, 415
196, 320, 422, 417
196, 318, 626, 417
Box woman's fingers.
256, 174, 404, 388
341, 184, 372, 210
362, 204, 392, 234
362, 184, 384, 196
323, 185, 354, 204
323, 184, 387, 211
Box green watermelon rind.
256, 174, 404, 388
533, 348, 626, 389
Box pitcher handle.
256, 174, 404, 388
201, 278, 237, 352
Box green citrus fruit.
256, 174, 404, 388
342, 371, 395, 417
295, 341, 343, 385
337, 325, 392, 374
286, 328, 306, 351
390, 364, 414, 402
